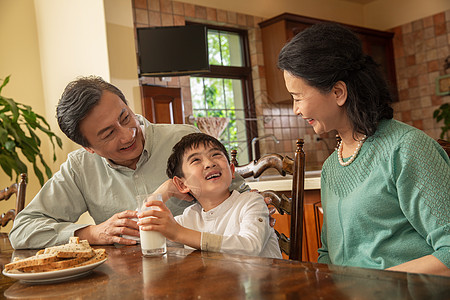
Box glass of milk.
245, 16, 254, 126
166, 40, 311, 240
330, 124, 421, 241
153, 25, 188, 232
136, 194, 167, 256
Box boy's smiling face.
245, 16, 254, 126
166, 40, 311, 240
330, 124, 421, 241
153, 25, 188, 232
175, 143, 235, 203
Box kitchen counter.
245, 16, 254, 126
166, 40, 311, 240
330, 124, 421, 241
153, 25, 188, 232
245, 170, 321, 191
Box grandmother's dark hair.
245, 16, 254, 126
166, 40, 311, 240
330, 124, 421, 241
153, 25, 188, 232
278, 22, 393, 138
166, 133, 230, 179
56, 76, 128, 147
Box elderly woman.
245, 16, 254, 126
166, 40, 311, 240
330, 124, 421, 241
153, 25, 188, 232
278, 22, 450, 276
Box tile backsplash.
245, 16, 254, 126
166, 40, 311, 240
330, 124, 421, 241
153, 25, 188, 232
391, 10, 450, 139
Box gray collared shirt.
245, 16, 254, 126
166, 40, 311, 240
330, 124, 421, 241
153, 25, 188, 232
9, 115, 247, 249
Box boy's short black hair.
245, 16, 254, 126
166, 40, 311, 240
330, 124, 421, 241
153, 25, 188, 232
166, 133, 230, 179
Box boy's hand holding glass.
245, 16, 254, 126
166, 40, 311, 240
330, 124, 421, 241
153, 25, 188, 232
137, 196, 182, 246
136, 194, 167, 256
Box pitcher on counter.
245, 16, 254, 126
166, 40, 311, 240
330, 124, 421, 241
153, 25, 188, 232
278, 22, 450, 276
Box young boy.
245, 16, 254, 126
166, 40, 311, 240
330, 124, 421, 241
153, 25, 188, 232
137, 133, 282, 259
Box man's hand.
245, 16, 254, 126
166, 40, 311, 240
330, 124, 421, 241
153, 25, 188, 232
153, 179, 194, 202
250, 189, 276, 227
264, 196, 277, 227
75, 210, 139, 245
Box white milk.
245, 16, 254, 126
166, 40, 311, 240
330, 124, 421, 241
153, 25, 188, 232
136, 194, 167, 256
139, 221, 167, 256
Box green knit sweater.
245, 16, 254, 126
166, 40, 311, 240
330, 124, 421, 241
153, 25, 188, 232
319, 119, 450, 269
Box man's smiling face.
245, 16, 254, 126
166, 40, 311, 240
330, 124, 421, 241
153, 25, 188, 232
79, 90, 144, 169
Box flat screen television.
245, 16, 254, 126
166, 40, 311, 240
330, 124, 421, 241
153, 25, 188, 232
137, 25, 210, 77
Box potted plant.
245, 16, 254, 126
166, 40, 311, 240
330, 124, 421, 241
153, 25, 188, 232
433, 103, 450, 140
0, 75, 62, 186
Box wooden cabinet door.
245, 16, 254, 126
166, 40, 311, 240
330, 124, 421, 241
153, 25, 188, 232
141, 85, 184, 124
260, 20, 291, 103
259, 13, 398, 104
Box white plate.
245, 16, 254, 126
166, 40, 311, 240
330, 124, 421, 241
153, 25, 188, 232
2, 258, 107, 284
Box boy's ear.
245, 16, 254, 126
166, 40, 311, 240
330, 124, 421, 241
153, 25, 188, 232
172, 176, 191, 194
229, 163, 235, 179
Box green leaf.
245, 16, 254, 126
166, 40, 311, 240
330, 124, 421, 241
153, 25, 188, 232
39, 153, 53, 179
21, 108, 38, 129
13, 155, 28, 175
25, 124, 42, 147
0, 75, 11, 94
0, 153, 14, 178
20, 144, 37, 163
2, 97, 19, 122
5, 140, 15, 151
0, 126, 7, 144
32, 161, 45, 186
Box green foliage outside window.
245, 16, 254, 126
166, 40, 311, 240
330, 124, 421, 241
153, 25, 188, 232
191, 28, 247, 156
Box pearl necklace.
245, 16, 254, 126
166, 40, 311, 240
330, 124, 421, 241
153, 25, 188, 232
337, 135, 367, 166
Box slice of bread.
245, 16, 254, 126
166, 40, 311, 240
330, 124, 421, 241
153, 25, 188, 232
4, 253, 59, 272
19, 256, 91, 273
43, 242, 95, 258
75, 249, 107, 267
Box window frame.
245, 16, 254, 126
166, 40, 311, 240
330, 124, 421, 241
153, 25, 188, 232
188, 22, 258, 161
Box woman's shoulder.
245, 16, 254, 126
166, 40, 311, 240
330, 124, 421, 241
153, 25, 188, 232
376, 119, 421, 141
376, 119, 443, 155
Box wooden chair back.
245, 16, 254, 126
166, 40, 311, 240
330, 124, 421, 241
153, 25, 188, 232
231, 139, 305, 260
437, 139, 450, 157
0, 173, 27, 227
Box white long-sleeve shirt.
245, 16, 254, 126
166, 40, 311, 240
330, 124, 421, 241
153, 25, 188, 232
175, 190, 282, 259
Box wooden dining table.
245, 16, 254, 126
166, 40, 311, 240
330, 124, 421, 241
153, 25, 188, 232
0, 234, 448, 299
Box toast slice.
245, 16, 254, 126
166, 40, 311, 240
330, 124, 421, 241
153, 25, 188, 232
19, 256, 91, 273
43, 242, 95, 258
4, 253, 59, 272
75, 249, 107, 267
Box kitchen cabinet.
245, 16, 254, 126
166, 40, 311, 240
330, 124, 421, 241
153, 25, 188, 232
259, 13, 398, 103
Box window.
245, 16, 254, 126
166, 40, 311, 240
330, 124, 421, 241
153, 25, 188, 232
190, 25, 256, 164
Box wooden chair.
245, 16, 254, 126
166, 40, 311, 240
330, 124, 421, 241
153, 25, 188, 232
0, 173, 27, 227
437, 139, 450, 157
231, 139, 305, 261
